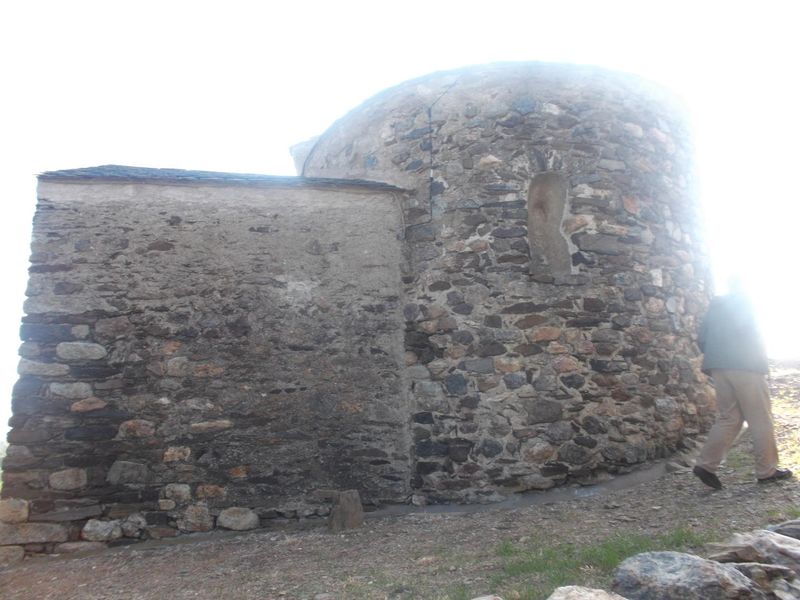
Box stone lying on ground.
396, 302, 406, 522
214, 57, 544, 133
217, 507, 260, 531
729, 562, 800, 597
612, 551, 769, 599
81, 519, 123, 542
55, 541, 107, 554
0, 546, 25, 566
327, 490, 364, 533
0, 522, 68, 545
547, 586, 629, 599
770, 520, 800, 541
707, 530, 800, 575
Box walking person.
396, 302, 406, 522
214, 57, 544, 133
692, 279, 792, 490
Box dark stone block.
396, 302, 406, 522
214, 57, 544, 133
524, 399, 562, 424
515, 314, 548, 329
540, 462, 569, 476
560, 374, 585, 389
503, 373, 527, 390
452, 303, 473, 315
590, 359, 628, 373
478, 439, 503, 458
29, 264, 73, 273
624, 288, 643, 301
405, 126, 431, 140
413, 412, 435, 424
502, 302, 547, 314
415, 440, 449, 457
574, 435, 599, 448
429, 281, 451, 292
491, 226, 526, 238
451, 330, 474, 345
65, 425, 118, 441
477, 341, 506, 357
459, 395, 480, 410
444, 374, 467, 396
582, 415, 607, 434
403, 304, 420, 320
566, 317, 604, 328
558, 442, 591, 464
406, 223, 436, 242
69, 365, 122, 379
19, 323, 75, 343
448, 439, 473, 463
583, 298, 605, 312
12, 377, 46, 398
484, 315, 502, 328
144, 511, 170, 526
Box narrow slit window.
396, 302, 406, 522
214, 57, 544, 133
527, 172, 570, 280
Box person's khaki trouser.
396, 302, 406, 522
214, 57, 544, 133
696, 369, 778, 479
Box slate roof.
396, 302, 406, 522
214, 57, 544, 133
38, 165, 403, 191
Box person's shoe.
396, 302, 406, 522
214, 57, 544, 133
757, 468, 793, 484
693, 465, 723, 490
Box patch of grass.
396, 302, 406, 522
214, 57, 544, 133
786, 506, 800, 519
494, 526, 714, 600
497, 540, 519, 557
445, 583, 472, 600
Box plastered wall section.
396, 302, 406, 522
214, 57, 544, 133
5, 180, 411, 526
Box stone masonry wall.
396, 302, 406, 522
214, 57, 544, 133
304, 63, 715, 502
1, 176, 409, 554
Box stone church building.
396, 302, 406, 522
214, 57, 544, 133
0, 62, 713, 554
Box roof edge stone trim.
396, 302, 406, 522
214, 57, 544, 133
38, 164, 406, 192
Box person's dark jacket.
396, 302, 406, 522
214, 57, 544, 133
697, 292, 769, 374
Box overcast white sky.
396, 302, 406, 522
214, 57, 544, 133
1, 0, 798, 430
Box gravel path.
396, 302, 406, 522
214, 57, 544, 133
2, 362, 799, 600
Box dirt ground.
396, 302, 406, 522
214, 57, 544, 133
2, 362, 800, 600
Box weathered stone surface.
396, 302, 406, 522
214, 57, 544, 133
122, 513, 147, 537
178, 503, 214, 532
196, 484, 226, 499
771, 519, 800, 540
328, 490, 364, 532
217, 507, 260, 531
49, 468, 88, 490
525, 399, 563, 424
69, 397, 108, 412
32, 504, 102, 522
165, 483, 192, 503
82, 519, 123, 542
56, 342, 108, 361
49, 382, 92, 399
0, 522, 69, 544
707, 529, 800, 575
189, 420, 233, 433
0, 498, 29, 524
612, 551, 767, 599
55, 541, 107, 554
17, 359, 69, 377
117, 419, 155, 438
106, 461, 149, 484
0, 546, 25, 566
547, 586, 628, 600
163, 446, 191, 462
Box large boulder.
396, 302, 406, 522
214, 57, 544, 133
707, 530, 800, 576
612, 551, 768, 599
